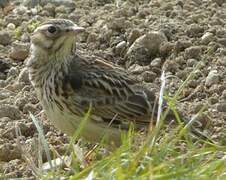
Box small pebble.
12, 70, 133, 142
0, 143, 21, 162
0, 104, 22, 120
142, 71, 157, 82
184, 46, 202, 59
7, 23, 16, 30
9, 42, 30, 61
217, 103, 226, 112
150, 58, 162, 67
0, 31, 12, 46
18, 68, 30, 84
201, 32, 214, 45
115, 41, 127, 55
128, 29, 141, 45
205, 70, 220, 87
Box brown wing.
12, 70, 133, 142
64, 54, 157, 128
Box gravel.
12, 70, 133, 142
0, 0, 226, 178
0, 30, 12, 46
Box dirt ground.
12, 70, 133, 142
0, 0, 226, 178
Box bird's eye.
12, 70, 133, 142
47, 26, 57, 34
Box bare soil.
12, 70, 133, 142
0, 0, 226, 178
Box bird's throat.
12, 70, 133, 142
28, 42, 75, 68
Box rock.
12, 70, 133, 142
0, 31, 12, 46
28, 92, 39, 104
18, 68, 30, 84
187, 58, 198, 67
23, 103, 37, 114
221, 90, 226, 99
212, 0, 226, 6
142, 71, 157, 82
98, 27, 112, 44
220, 49, 226, 57
187, 24, 204, 37
163, 59, 179, 73
42, 3, 56, 16
201, 32, 214, 45
87, 33, 98, 43
176, 0, 184, 7
42, 156, 71, 171
150, 57, 162, 67
5, 82, 25, 92
20, 33, 30, 43
192, 102, 208, 114
7, 67, 20, 78
0, 80, 6, 88
24, 0, 75, 7
187, 79, 199, 88
7, 23, 16, 30
128, 64, 149, 74
0, 58, 11, 77
4, 15, 23, 27
217, 103, 226, 112
127, 29, 141, 45
92, 19, 105, 30
9, 42, 29, 61
42, 0, 76, 7
0, 72, 6, 80
15, 122, 32, 137
30, 7, 38, 15
126, 31, 167, 65
0, 45, 8, 55
15, 97, 28, 110
175, 40, 192, 53
21, 85, 31, 92
205, 70, 220, 87
23, 0, 41, 7
218, 38, 226, 46
184, 46, 202, 59
0, 117, 11, 124
159, 42, 174, 57
0, 89, 14, 100
107, 17, 127, 31
2, 121, 31, 139
0, 143, 21, 162
190, 14, 205, 23
55, 5, 67, 14
0, 104, 22, 120
159, 24, 176, 40
216, 29, 226, 38
115, 41, 127, 55
13, 5, 28, 15
208, 97, 219, 104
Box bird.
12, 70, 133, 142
27, 19, 208, 146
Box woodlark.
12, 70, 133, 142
27, 19, 207, 146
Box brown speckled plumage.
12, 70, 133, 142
27, 19, 209, 145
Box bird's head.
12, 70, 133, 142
30, 19, 84, 57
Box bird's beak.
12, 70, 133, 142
68, 25, 85, 34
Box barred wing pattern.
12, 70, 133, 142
63, 54, 157, 129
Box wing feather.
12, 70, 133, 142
64, 54, 154, 128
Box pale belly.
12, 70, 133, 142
42, 100, 122, 146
